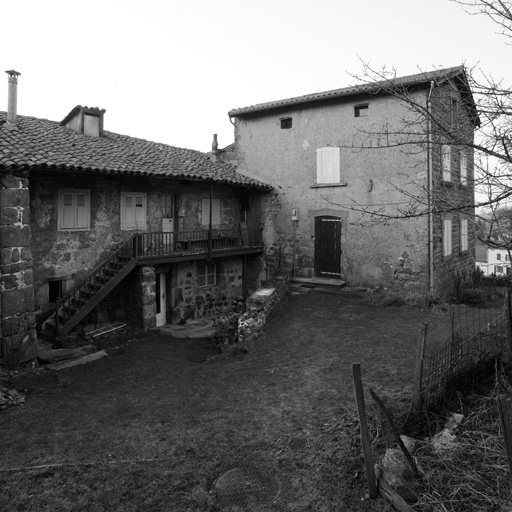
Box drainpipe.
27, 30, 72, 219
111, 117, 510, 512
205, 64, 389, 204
427, 81, 435, 295
5, 70, 21, 125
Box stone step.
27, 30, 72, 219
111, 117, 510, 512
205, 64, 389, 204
291, 277, 346, 288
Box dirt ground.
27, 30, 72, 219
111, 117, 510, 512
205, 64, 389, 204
0, 290, 454, 512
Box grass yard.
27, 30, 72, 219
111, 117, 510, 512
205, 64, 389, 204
0, 291, 454, 511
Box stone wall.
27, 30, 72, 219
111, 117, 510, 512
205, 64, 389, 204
0, 173, 36, 361
237, 269, 291, 343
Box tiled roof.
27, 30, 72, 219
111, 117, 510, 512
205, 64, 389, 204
0, 112, 271, 190
229, 66, 469, 117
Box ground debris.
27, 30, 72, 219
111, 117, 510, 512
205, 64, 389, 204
0, 387, 25, 409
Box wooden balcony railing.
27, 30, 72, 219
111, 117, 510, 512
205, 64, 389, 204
135, 227, 263, 259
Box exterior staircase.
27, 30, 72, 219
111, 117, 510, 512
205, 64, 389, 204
40, 236, 137, 342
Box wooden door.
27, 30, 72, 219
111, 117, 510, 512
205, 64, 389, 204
314, 216, 342, 278
156, 272, 167, 326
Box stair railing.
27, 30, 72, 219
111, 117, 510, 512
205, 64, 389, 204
55, 234, 137, 336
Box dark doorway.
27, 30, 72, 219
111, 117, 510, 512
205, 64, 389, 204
314, 216, 342, 278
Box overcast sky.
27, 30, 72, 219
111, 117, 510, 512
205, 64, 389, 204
1, 0, 509, 152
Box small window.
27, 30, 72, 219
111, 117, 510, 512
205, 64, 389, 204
497, 253, 502, 261
198, 263, 216, 287
442, 145, 451, 181
460, 151, 467, 185
354, 104, 369, 117
202, 198, 221, 227
495, 265, 504, 274
280, 117, 292, 129
48, 279, 65, 303
316, 147, 341, 184
58, 189, 91, 230
121, 192, 147, 230
443, 219, 452, 256
460, 219, 468, 252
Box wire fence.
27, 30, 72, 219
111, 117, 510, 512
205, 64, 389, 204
417, 287, 511, 411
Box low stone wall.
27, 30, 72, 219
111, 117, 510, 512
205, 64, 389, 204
237, 269, 291, 343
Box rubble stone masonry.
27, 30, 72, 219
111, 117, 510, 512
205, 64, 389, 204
0, 173, 36, 361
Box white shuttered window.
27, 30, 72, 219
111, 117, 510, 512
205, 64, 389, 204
442, 145, 452, 181
121, 192, 147, 230
316, 147, 341, 184
460, 151, 468, 185
58, 189, 90, 230
461, 219, 468, 252
443, 219, 452, 256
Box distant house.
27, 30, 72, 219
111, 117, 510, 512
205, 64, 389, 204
0, 71, 271, 358
225, 66, 479, 297
476, 243, 511, 277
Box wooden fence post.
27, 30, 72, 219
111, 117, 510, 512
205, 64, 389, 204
352, 363, 378, 499
507, 290, 512, 358
497, 395, 512, 481
412, 322, 428, 411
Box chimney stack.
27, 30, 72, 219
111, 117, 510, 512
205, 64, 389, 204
5, 70, 21, 125
211, 134, 219, 162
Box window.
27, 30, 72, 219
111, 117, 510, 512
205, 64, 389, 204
48, 278, 65, 303
443, 219, 452, 256
162, 193, 176, 219
460, 151, 467, 185
497, 253, 502, 261
354, 104, 369, 117
316, 147, 341, 184
506, 255, 510, 262
442, 145, 451, 181
201, 198, 221, 227
198, 263, 216, 287
280, 117, 292, 129
121, 192, 147, 230
460, 219, 468, 252
58, 189, 90, 230
495, 265, 504, 274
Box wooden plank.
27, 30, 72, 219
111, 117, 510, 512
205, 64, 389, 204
352, 363, 378, 499
378, 476, 416, 512
497, 395, 512, 481
412, 322, 428, 411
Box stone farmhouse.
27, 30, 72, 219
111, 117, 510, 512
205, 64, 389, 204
224, 66, 479, 297
0, 71, 271, 360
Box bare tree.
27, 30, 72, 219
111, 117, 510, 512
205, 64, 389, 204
327, 0, 512, 239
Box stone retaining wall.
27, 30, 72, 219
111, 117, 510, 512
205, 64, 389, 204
237, 269, 291, 343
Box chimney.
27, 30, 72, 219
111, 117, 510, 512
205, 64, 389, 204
211, 134, 219, 162
5, 70, 21, 125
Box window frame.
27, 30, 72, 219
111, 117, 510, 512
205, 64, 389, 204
57, 189, 91, 231
198, 263, 216, 287
443, 218, 453, 257
280, 117, 292, 129
354, 104, 369, 117
120, 192, 147, 231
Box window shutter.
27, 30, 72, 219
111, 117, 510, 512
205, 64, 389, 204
316, 147, 340, 184
442, 145, 451, 181
202, 198, 221, 226
62, 194, 75, 228
443, 219, 452, 256
124, 195, 135, 228
460, 219, 468, 251
75, 193, 87, 228
460, 152, 467, 185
